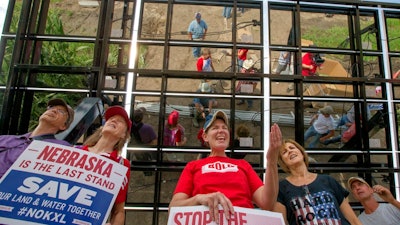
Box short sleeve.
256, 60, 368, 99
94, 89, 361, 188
114, 158, 131, 204
242, 160, 263, 194
203, 21, 208, 29
173, 161, 195, 195
326, 175, 349, 205
175, 129, 182, 142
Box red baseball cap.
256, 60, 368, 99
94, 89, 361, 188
104, 105, 132, 132
168, 110, 179, 126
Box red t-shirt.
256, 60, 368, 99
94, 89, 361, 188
174, 156, 263, 208
175, 129, 182, 142
238, 49, 248, 61
80, 145, 130, 204
196, 57, 213, 72
302, 52, 317, 76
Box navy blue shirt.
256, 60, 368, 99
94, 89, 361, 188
277, 174, 350, 225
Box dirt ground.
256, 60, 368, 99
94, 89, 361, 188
51, 1, 386, 149
28, 3, 345, 160
52, 1, 352, 96
52, 1, 378, 98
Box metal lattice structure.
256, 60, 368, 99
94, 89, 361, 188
0, 0, 399, 224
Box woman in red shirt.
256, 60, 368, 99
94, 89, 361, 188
78, 105, 132, 225
169, 110, 282, 223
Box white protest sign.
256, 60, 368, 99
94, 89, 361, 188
0, 140, 128, 225
168, 205, 285, 225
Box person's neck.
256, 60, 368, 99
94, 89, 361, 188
290, 164, 310, 178
361, 197, 380, 214
209, 149, 227, 157
89, 136, 117, 154
288, 165, 315, 185
30, 124, 58, 138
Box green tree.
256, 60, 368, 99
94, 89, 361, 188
0, 3, 92, 130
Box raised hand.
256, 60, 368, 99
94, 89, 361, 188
373, 185, 395, 202
267, 123, 282, 163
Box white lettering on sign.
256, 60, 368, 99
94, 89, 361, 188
17, 176, 97, 206
25, 208, 67, 224
202, 161, 238, 174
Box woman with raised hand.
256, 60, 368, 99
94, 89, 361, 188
274, 139, 362, 225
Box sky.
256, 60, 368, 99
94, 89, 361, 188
0, 0, 9, 34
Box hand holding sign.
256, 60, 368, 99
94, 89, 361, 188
196, 192, 234, 223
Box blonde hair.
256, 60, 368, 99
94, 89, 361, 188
83, 126, 131, 154
201, 48, 211, 56
278, 139, 309, 173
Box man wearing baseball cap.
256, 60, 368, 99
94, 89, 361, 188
130, 107, 157, 165
188, 12, 208, 58
304, 105, 335, 148
348, 177, 400, 225
131, 107, 157, 145
0, 98, 75, 178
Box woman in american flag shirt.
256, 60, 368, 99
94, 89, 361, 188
273, 139, 362, 225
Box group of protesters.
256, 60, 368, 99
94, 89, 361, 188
1, 97, 399, 225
